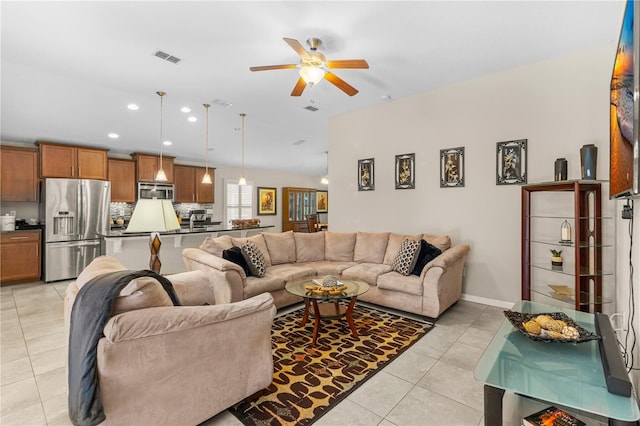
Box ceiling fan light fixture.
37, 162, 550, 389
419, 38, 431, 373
300, 66, 325, 85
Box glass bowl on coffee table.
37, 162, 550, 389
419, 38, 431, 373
285, 276, 369, 345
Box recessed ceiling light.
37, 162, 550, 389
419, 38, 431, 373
181, 107, 191, 113
108, 133, 119, 139
187, 116, 197, 122
127, 104, 139, 110
163, 141, 172, 146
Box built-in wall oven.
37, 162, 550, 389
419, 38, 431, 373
138, 182, 174, 201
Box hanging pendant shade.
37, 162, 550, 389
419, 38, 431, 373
201, 103, 212, 184
155, 91, 168, 182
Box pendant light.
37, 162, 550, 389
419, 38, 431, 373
238, 113, 247, 186
201, 103, 212, 184
155, 91, 168, 182
320, 150, 329, 185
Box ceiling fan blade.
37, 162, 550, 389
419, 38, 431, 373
249, 64, 298, 72
291, 77, 307, 96
324, 72, 359, 96
326, 59, 369, 69
283, 38, 310, 60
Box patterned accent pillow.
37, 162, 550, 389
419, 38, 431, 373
241, 241, 266, 278
391, 238, 422, 276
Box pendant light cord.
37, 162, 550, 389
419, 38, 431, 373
240, 113, 246, 177
204, 103, 210, 175
157, 91, 166, 176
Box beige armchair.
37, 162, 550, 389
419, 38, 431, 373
64, 256, 276, 426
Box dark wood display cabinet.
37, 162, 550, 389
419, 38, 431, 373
282, 187, 316, 232
521, 180, 612, 313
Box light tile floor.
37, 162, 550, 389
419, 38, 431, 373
1, 281, 506, 426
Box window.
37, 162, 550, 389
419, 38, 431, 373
225, 179, 253, 225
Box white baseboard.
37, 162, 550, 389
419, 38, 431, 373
460, 293, 514, 309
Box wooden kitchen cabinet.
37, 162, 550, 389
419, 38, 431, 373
131, 153, 175, 183
37, 141, 108, 180
0, 146, 39, 202
0, 231, 41, 284
195, 167, 214, 203
174, 165, 214, 203
108, 158, 136, 203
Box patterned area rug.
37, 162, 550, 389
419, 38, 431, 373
228, 303, 433, 426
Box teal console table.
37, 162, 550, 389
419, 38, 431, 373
474, 300, 639, 425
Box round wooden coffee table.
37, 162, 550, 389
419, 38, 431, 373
285, 276, 369, 344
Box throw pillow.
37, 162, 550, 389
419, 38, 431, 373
241, 241, 267, 278
222, 246, 252, 277
411, 240, 443, 276
391, 238, 422, 276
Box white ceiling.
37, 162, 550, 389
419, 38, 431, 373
1, 1, 625, 176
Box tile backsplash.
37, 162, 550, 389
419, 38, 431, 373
109, 202, 214, 223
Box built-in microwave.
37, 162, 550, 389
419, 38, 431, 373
137, 182, 175, 201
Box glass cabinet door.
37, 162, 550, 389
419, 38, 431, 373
288, 192, 294, 220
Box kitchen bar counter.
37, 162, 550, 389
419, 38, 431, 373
104, 224, 274, 238
101, 225, 274, 274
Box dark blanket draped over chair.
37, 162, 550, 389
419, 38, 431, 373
67, 270, 180, 426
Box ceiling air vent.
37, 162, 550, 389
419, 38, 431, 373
154, 50, 182, 64
303, 105, 319, 112
293, 139, 306, 146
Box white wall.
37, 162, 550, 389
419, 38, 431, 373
328, 44, 620, 306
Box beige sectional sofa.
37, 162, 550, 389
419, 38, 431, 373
182, 231, 470, 319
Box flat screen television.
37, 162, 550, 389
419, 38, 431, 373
610, 0, 640, 199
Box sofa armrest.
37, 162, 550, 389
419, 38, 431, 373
103, 293, 275, 343
182, 247, 246, 304
421, 243, 470, 278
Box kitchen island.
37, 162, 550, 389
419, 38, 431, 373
102, 225, 274, 274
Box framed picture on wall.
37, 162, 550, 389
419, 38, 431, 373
358, 158, 375, 191
257, 187, 277, 215
440, 147, 465, 188
316, 190, 328, 213
496, 139, 527, 185
395, 153, 415, 189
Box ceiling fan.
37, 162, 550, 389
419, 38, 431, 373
249, 37, 369, 97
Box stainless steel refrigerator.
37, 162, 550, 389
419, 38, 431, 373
41, 178, 111, 282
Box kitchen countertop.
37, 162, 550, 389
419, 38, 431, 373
104, 224, 274, 238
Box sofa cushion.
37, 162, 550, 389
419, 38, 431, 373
354, 232, 389, 264
294, 232, 325, 262
76, 256, 173, 315
324, 232, 357, 262
296, 261, 357, 276
241, 241, 267, 278
199, 235, 233, 258
167, 270, 216, 306
383, 233, 423, 265
423, 234, 452, 252
266, 264, 316, 282
391, 239, 422, 276
412, 240, 442, 276
263, 231, 296, 265
243, 275, 286, 299
377, 271, 423, 296
342, 263, 393, 286
232, 234, 272, 266
223, 246, 251, 277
